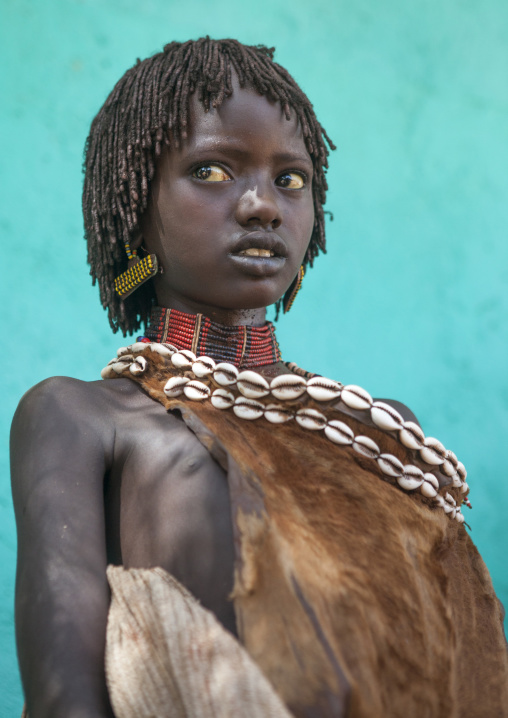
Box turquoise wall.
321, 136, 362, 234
2, 0, 507, 713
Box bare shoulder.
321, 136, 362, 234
10, 377, 155, 485
13, 375, 150, 427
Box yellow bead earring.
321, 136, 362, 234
114, 241, 159, 299
282, 265, 305, 314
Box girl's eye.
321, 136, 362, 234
276, 171, 306, 189
193, 164, 232, 182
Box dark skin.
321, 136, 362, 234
11, 84, 417, 718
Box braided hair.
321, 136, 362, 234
83, 37, 335, 335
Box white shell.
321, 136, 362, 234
295, 408, 327, 431
151, 343, 175, 357
352, 435, 380, 459
101, 365, 115, 379
324, 420, 355, 445
130, 342, 149, 353
214, 363, 239, 387
264, 404, 294, 424
129, 356, 147, 376
456, 461, 467, 481
451, 473, 462, 489
306, 376, 342, 402
443, 492, 457, 516
446, 450, 458, 468
192, 356, 216, 378
113, 361, 129, 374
421, 472, 439, 498
399, 421, 425, 450
183, 380, 211, 401
233, 397, 264, 421
341, 384, 373, 411
455, 510, 465, 524
116, 346, 130, 357
460, 482, 469, 494
377, 453, 404, 478
171, 350, 197, 369
370, 402, 404, 432
420, 437, 446, 466
440, 459, 456, 477
237, 370, 270, 399
163, 376, 189, 398
211, 388, 235, 410
270, 374, 307, 401
397, 465, 424, 491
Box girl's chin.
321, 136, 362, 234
154, 281, 291, 316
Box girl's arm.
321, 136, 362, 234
11, 377, 115, 718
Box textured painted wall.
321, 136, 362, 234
2, 0, 507, 713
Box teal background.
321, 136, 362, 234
1, 0, 507, 713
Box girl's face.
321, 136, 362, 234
140, 80, 315, 324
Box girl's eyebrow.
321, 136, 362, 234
186, 140, 313, 166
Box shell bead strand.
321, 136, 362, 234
130, 342, 152, 354
233, 397, 264, 420
237, 371, 270, 399
102, 347, 469, 523
421, 473, 439, 498
264, 404, 294, 424
324, 420, 355, 446
183, 380, 211, 401
306, 376, 342, 402
211, 388, 235, 410
377, 454, 404, 478
371, 402, 404, 432
164, 376, 189, 398
214, 363, 239, 387
271, 374, 307, 400
352, 436, 380, 459
399, 421, 425, 450
192, 356, 216, 377
171, 350, 196, 369
295, 408, 327, 431
151, 343, 177, 358
397, 465, 424, 491
341, 385, 373, 411
420, 437, 447, 466
129, 356, 147, 375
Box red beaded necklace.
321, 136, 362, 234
140, 307, 282, 368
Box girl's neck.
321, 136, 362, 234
140, 306, 281, 369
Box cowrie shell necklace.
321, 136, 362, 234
103, 343, 470, 524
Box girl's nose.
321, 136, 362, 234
235, 185, 282, 230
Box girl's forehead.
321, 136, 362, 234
185, 84, 308, 155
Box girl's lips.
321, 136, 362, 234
228, 252, 286, 277
230, 231, 287, 259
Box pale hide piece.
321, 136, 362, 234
105, 565, 293, 718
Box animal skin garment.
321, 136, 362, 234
105, 348, 508, 718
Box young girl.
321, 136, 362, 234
11, 38, 508, 718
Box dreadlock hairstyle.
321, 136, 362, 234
83, 37, 335, 335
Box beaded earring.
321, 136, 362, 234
114, 241, 159, 299
282, 265, 305, 314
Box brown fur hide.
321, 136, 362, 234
108, 351, 508, 718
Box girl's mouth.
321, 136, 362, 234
238, 248, 275, 258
